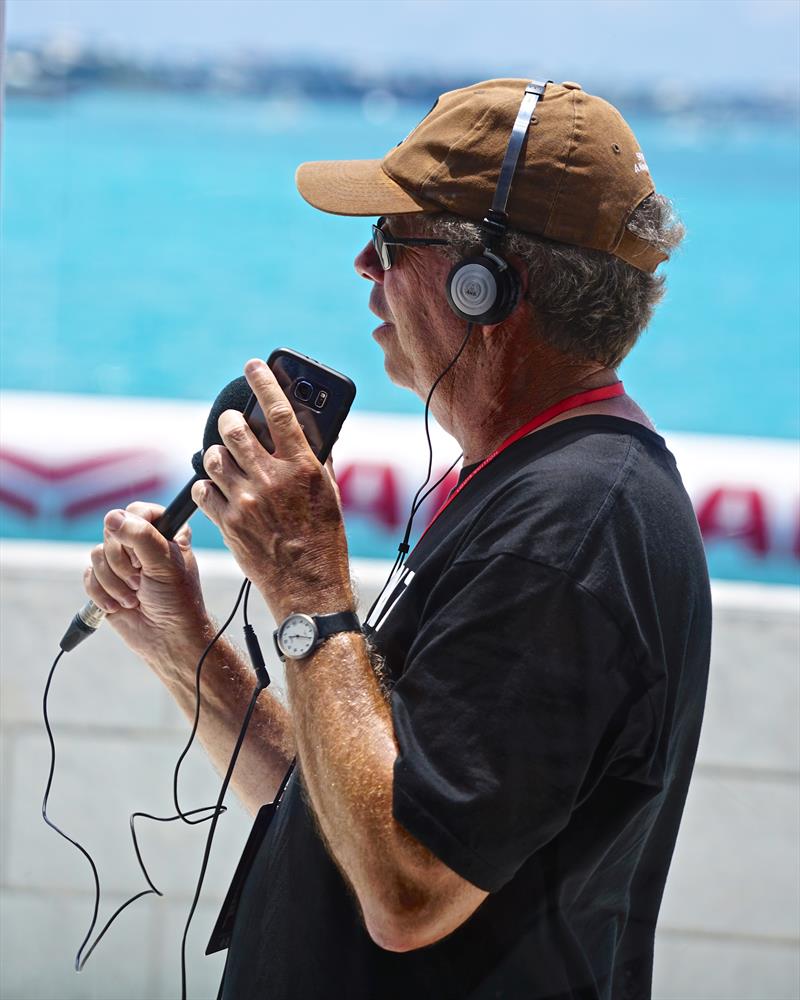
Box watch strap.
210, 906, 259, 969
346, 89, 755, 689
314, 611, 361, 642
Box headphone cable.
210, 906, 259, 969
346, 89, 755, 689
171, 579, 250, 822
366, 322, 474, 622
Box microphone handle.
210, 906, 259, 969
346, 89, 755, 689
59, 474, 203, 652
154, 474, 202, 540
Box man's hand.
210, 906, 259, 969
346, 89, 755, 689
83, 502, 211, 673
84, 497, 297, 813
191, 358, 354, 621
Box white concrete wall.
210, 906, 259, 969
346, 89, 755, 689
1, 540, 798, 1000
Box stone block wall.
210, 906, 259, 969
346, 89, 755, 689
1, 542, 797, 999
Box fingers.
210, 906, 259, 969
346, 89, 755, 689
204, 437, 248, 496
244, 359, 308, 459
84, 564, 121, 613
125, 500, 166, 522
173, 522, 193, 550
85, 545, 139, 612
125, 501, 166, 565
83, 499, 199, 613
103, 508, 172, 573
191, 479, 226, 525
103, 513, 142, 586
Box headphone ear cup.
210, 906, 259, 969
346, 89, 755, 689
446, 254, 520, 325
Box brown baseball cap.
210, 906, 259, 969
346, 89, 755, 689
296, 78, 665, 273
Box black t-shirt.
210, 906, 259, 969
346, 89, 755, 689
219, 416, 711, 1000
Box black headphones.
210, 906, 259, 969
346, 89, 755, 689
445, 80, 549, 326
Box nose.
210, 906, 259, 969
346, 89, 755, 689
354, 240, 384, 284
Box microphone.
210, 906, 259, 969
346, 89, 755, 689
59, 377, 253, 652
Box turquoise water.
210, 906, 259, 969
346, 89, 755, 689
2, 91, 799, 438
1, 92, 798, 582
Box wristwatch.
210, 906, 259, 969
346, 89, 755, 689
273, 611, 361, 661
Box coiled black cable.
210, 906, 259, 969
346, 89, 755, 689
42, 574, 264, 993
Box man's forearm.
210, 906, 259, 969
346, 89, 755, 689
283, 630, 445, 937
148, 628, 296, 816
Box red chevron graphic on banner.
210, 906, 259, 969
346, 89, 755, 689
0, 487, 38, 517
0, 447, 158, 481
0, 447, 167, 520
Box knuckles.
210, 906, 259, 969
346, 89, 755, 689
266, 403, 295, 428
227, 424, 251, 446
192, 480, 211, 506
306, 459, 324, 483
203, 445, 226, 475
232, 491, 260, 522
126, 500, 159, 518
219, 414, 251, 446
301, 459, 330, 496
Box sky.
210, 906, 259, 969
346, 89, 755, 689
6, 0, 800, 88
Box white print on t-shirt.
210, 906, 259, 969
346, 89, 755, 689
366, 566, 415, 633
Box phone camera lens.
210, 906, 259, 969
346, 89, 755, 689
294, 380, 313, 402
314, 390, 328, 409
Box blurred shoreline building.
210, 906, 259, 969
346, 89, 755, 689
4, 34, 800, 122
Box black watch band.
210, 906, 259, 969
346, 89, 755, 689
273, 611, 361, 661
314, 611, 362, 643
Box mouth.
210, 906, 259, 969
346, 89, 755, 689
369, 292, 393, 325
370, 304, 394, 340
371, 321, 393, 342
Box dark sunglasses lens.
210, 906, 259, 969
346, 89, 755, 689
372, 224, 392, 270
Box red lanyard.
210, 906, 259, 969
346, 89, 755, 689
420, 380, 626, 542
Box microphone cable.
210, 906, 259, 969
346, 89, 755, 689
41, 573, 269, 995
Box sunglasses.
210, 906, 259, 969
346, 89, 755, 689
371, 216, 451, 271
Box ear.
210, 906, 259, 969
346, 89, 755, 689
512, 256, 529, 298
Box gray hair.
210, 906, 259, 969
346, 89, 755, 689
411, 195, 685, 369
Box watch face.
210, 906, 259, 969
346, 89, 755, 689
278, 614, 318, 659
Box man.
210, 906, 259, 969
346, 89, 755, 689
85, 80, 711, 999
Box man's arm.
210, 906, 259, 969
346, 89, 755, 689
281, 627, 488, 951
144, 625, 295, 815
191, 359, 488, 950
84, 502, 295, 814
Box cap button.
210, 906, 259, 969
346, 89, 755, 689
561, 81, 582, 91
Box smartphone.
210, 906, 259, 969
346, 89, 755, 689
243, 348, 356, 464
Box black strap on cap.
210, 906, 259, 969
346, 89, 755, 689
483, 79, 549, 248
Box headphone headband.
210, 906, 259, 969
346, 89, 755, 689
484, 80, 549, 245
446, 79, 550, 325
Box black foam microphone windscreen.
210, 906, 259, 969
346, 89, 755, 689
192, 375, 252, 475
